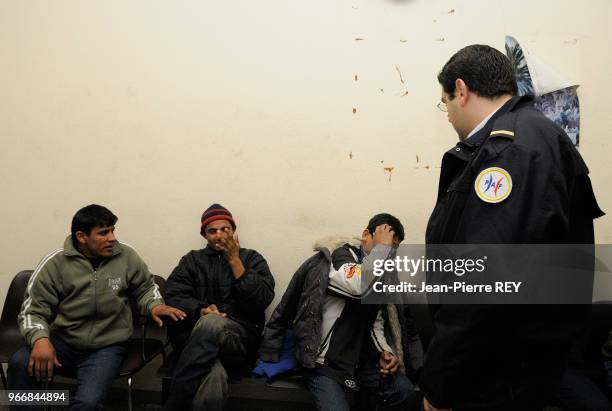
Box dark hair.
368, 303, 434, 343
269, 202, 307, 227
438, 44, 518, 99
71, 204, 118, 242
366, 213, 405, 243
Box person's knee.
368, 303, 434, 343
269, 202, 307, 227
193, 314, 230, 337
219, 328, 246, 362
8, 348, 29, 371
7, 347, 31, 385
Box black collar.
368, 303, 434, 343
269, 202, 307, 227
203, 245, 223, 255
448, 95, 531, 159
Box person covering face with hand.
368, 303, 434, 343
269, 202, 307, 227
260, 213, 422, 411
164, 204, 275, 411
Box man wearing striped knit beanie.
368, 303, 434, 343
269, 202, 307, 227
164, 204, 276, 411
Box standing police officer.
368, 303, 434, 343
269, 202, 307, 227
421, 45, 604, 411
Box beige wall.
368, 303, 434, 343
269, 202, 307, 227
1, 0, 611, 314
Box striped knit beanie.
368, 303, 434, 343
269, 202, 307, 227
200, 204, 236, 234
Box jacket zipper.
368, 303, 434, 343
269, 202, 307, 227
85, 265, 96, 346
87, 259, 105, 347
317, 320, 339, 356
93, 269, 97, 345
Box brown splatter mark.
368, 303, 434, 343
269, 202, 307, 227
380, 88, 384, 92
416, 155, 420, 163
352, 108, 357, 114
394, 65, 405, 84
425, 165, 431, 170
436, 37, 445, 42
395, 66, 410, 96
400, 39, 408, 43
384, 166, 395, 182
448, 9, 455, 14
380, 160, 384, 164
349, 152, 353, 159
355, 38, 364, 41
354, 74, 358, 81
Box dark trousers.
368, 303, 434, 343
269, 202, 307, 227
164, 314, 247, 411
307, 364, 418, 411
7, 335, 125, 411
554, 367, 612, 411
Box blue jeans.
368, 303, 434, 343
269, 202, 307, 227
307, 367, 417, 411
7, 335, 125, 411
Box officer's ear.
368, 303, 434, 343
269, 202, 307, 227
454, 79, 470, 106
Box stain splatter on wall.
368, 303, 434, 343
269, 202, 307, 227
384, 166, 395, 182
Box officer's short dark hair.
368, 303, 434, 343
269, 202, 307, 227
438, 44, 518, 99
366, 213, 405, 243
71, 204, 118, 242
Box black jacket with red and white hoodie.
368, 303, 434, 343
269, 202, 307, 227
260, 237, 423, 388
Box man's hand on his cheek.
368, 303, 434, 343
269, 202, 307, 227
220, 235, 240, 261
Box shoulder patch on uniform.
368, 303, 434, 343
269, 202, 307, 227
474, 167, 513, 203
490, 130, 515, 137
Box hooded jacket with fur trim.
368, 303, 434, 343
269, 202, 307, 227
259, 237, 423, 383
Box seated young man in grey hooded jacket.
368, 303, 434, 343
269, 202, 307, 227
8, 204, 185, 411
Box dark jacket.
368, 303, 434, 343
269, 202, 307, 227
426, 95, 603, 245
165, 246, 275, 353
421, 96, 604, 410
259, 238, 423, 381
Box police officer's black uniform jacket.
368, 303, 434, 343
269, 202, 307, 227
421, 96, 604, 410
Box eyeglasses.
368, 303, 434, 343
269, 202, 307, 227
437, 101, 448, 112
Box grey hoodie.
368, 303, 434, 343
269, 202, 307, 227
18, 236, 164, 350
